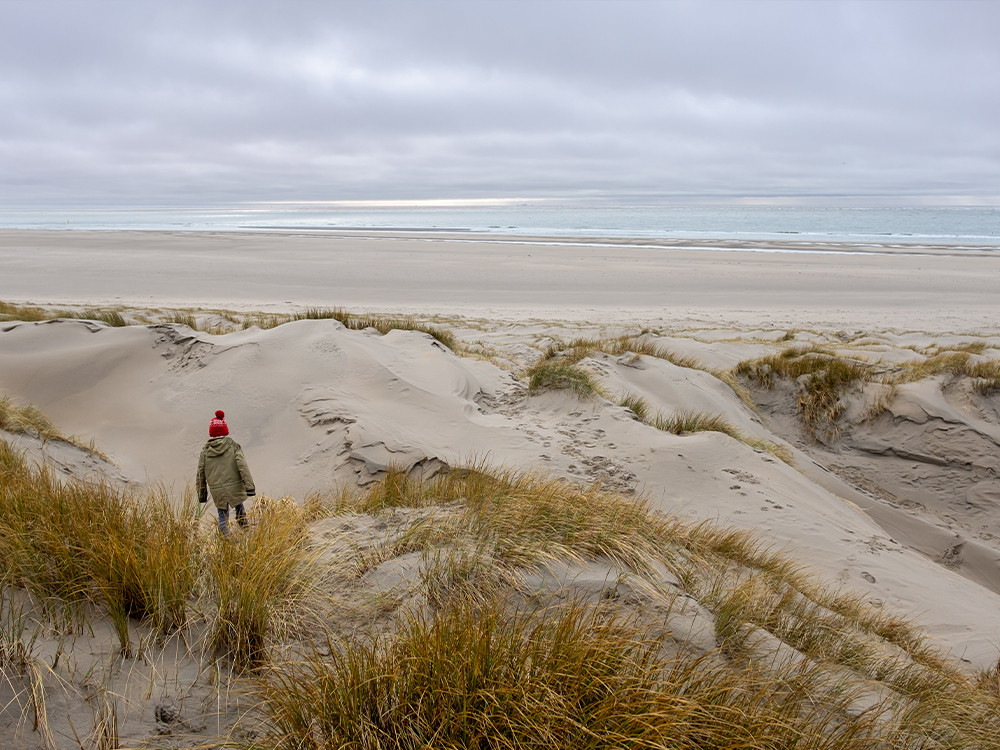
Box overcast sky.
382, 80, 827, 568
1, 0, 997, 207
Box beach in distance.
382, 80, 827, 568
2, 227, 1000, 331
5, 226, 1000, 746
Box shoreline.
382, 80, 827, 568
7, 226, 999, 256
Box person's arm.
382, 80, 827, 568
234, 445, 255, 497
197, 450, 208, 503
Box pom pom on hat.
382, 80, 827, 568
209, 410, 229, 437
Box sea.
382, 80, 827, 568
1, 204, 998, 251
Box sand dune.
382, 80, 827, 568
3, 313, 1000, 672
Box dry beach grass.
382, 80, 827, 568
4, 446, 1000, 748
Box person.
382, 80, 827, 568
196, 410, 255, 536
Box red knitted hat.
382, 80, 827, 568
209, 409, 229, 437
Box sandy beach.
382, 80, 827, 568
3, 228, 1000, 330
4, 228, 1000, 746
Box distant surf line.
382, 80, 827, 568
240, 226, 995, 258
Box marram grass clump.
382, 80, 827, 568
0, 395, 108, 458
0, 442, 198, 651
734, 346, 874, 439
257, 597, 884, 750
243, 306, 459, 350
205, 498, 318, 671
526, 359, 604, 398
733, 343, 1000, 439
252, 465, 1000, 750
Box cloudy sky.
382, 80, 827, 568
1, 0, 997, 207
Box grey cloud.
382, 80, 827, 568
1, 0, 997, 205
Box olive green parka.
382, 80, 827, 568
197, 436, 255, 510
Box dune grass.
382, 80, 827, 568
648, 408, 793, 463
616, 392, 650, 420
652, 409, 742, 438
250, 465, 1000, 750
0, 303, 133, 327
0, 396, 61, 440
0, 395, 108, 460
240, 306, 459, 350
525, 359, 604, 398
0, 300, 51, 322
4, 447, 1000, 747
0, 590, 54, 747
611, 395, 793, 463
535, 333, 754, 408
328, 309, 458, 351
734, 346, 875, 439
165, 311, 198, 328
897, 350, 1000, 394
205, 498, 318, 672
74, 308, 130, 327
1, 298, 458, 350
734, 344, 1000, 438
258, 596, 891, 750
0, 441, 314, 671
0, 442, 198, 652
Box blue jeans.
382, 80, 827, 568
217, 502, 247, 536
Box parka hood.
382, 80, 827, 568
203, 435, 236, 458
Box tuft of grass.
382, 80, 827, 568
342, 465, 676, 574
263, 596, 865, 750
166, 311, 198, 329
734, 342, 1000, 437
87, 308, 129, 327
0, 443, 198, 651
293, 307, 346, 322
645, 408, 793, 463
0, 395, 108, 459
734, 347, 873, 439
525, 360, 603, 398
616, 392, 649, 420
435, 467, 678, 573
258, 598, 697, 750
0, 300, 51, 322
204, 499, 317, 672
0, 396, 59, 438
539, 334, 757, 410
899, 350, 1000, 386
225, 306, 458, 348
351, 465, 436, 513
652, 409, 741, 438
0, 300, 131, 327
537, 333, 679, 367
342, 313, 458, 351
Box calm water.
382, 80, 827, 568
2, 205, 998, 248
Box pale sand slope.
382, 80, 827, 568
3, 315, 1000, 672
3, 228, 1000, 331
